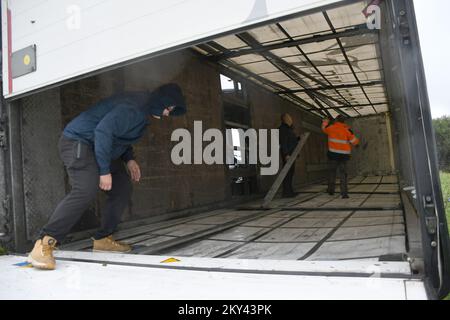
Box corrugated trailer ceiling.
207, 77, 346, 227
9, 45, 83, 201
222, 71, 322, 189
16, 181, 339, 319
193, 0, 388, 119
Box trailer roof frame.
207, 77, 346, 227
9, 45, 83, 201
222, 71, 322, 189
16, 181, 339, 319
194, 0, 390, 119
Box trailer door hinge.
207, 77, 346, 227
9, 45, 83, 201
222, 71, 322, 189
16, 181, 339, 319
422, 196, 437, 235
398, 9, 411, 46
2, 195, 11, 214
425, 216, 437, 235
0, 130, 7, 151
423, 195, 435, 209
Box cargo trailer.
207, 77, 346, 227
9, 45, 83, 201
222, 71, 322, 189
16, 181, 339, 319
0, 0, 448, 300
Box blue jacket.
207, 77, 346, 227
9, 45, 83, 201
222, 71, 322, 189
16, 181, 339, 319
63, 83, 187, 175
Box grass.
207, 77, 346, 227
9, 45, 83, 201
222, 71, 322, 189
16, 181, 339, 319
0, 246, 7, 256
441, 172, 450, 232
440, 172, 450, 300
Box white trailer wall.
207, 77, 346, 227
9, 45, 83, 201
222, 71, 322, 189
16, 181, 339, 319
1, 0, 342, 99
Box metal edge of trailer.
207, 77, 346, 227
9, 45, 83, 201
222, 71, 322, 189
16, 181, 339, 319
387, 0, 450, 299
1, 0, 358, 102
0, 254, 427, 300
0, 3, 23, 253
0, 82, 27, 253
52, 251, 416, 279
0, 4, 6, 247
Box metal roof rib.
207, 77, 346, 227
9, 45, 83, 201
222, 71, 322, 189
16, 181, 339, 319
236, 31, 352, 118
210, 24, 377, 61
192, 0, 389, 119
199, 42, 320, 112
322, 10, 378, 115
234, 32, 328, 117
274, 22, 362, 117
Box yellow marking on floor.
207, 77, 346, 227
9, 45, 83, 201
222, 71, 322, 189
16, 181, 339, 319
161, 257, 180, 263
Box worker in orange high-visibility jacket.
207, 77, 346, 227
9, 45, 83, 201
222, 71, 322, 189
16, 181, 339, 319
322, 115, 360, 199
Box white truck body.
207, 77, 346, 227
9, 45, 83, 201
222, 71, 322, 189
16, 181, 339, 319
0, 0, 448, 300
1, 0, 341, 99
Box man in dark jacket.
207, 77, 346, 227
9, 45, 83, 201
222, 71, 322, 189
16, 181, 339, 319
279, 113, 300, 198
27, 83, 187, 270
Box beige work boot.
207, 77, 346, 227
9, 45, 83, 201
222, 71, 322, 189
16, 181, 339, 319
92, 235, 132, 253
27, 236, 57, 270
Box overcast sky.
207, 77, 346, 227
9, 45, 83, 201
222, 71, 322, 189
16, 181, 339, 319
413, 0, 449, 119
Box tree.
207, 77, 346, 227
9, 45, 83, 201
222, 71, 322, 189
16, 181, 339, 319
433, 116, 450, 172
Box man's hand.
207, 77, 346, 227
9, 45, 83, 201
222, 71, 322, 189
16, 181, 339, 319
100, 174, 112, 191
127, 160, 141, 182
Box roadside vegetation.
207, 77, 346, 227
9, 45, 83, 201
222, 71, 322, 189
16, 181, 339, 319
433, 117, 450, 172
441, 172, 450, 232
433, 116, 449, 299
439, 172, 449, 300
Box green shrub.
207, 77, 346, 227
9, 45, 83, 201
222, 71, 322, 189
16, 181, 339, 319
441, 172, 450, 229
440, 172, 450, 300
433, 117, 450, 172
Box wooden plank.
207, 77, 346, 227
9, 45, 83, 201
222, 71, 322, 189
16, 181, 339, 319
60, 208, 252, 251
131, 215, 268, 255
262, 133, 310, 208
64, 195, 261, 243
133, 196, 309, 255
236, 192, 324, 210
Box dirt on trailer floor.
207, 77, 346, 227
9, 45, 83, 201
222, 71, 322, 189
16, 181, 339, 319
61, 175, 406, 262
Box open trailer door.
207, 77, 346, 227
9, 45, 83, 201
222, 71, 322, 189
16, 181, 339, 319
0, 0, 449, 300
1, 0, 346, 100
385, 0, 450, 299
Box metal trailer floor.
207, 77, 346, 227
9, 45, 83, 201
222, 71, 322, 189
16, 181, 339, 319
61, 175, 408, 262
1, 175, 427, 300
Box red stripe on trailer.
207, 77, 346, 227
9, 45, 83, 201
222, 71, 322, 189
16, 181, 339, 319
362, 0, 383, 18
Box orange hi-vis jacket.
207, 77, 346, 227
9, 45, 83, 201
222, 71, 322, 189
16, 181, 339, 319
322, 120, 360, 155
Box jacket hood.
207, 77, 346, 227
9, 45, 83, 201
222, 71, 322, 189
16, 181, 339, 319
334, 121, 349, 129
145, 83, 187, 117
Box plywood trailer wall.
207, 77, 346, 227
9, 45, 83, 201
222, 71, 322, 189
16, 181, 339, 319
16, 48, 328, 239
347, 114, 396, 177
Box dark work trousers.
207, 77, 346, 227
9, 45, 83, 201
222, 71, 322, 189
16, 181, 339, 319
328, 160, 348, 196
39, 135, 132, 243
282, 157, 296, 196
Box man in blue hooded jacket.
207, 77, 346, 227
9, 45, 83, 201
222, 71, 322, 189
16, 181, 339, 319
27, 83, 187, 270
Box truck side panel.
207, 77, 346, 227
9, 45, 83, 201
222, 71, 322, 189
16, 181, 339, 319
381, 0, 450, 299
1, 0, 341, 99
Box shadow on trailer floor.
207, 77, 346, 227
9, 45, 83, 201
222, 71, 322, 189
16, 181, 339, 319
60, 175, 408, 262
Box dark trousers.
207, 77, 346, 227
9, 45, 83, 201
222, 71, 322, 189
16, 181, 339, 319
282, 158, 296, 196
328, 160, 348, 196
40, 135, 132, 243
